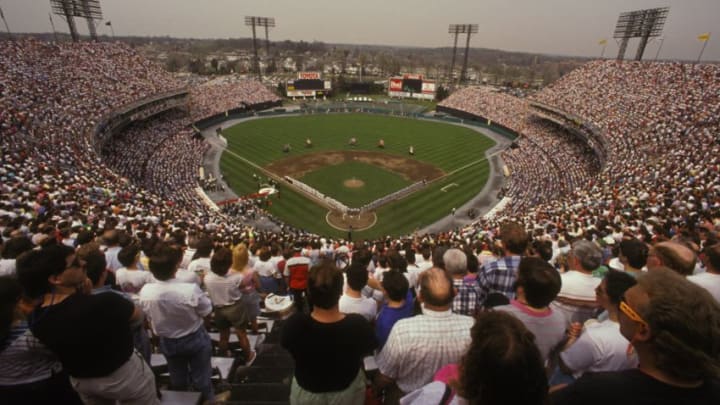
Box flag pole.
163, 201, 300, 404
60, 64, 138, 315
654, 37, 664, 61
106, 21, 115, 39
697, 33, 710, 64
49, 13, 59, 42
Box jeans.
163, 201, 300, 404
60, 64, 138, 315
159, 327, 214, 402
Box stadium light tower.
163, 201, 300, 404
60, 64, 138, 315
447, 24, 478, 86
50, 0, 103, 42
245, 16, 275, 81
613, 7, 669, 61
448, 25, 463, 83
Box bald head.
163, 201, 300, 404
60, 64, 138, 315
649, 242, 696, 275
419, 267, 454, 308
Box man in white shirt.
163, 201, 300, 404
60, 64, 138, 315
139, 244, 215, 403
552, 240, 603, 325
688, 243, 720, 302
102, 230, 123, 272
339, 261, 377, 322
375, 268, 474, 399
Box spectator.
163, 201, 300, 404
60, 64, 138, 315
187, 237, 214, 285
400, 311, 549, 405
116, 243, 154, 294
80, 243, 153, 364
615, 238, 648, 276
552, 240, 603, 325
495, 256, 565, 364
103, 230, 124, 273
557, 270, 638, 382
204, 247, 255, 364
339, 261, 377, 322
689, 243, 720, 302
139, 244, 215, 402
647, 241, 697, 276
552, 268, 720, 404
232, 243, 262, 334
281, 260, 377, 404
375, 270, 413, 350
284, 243, 312, 313
16, 245, 158, 404
255, 246, 279, 294
0, 237, 34, 277
375, 267, 474, 398
477, 221, 528, 306
444, 248, 479, 316
0, 276, 82, 404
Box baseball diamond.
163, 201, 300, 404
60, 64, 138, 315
218, 113, 496, 239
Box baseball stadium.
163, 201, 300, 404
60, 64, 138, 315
1, 1, 720, 404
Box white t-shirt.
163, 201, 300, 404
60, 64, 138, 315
0, 259, 16, 277
115, 267, 154, 294
187, 257, 211, 277
173, 268, 201, 286
374, 266, 390, 282
254, 260, 277, 278
560, 319, 638, 378
339, 294, 377, 321
558, 270, 601, 301
687, 272, 720, 302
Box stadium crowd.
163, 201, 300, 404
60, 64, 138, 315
1, 37, 720, 404
190, 77, 282, 121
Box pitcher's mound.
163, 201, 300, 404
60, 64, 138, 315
343, 179, 365, 188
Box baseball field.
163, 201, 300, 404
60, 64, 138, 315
219, 113, 495, 239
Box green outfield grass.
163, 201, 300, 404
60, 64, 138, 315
219, 113, 495, 238
299, 161, 411, 207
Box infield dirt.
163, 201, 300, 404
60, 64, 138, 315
264, 150, 445, 182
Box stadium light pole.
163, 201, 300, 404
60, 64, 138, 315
245, 16, 275, 82
51, 0, 104, 43
613, 7, 669, 61
460, 24, 478, 84
448, 25, 462, 85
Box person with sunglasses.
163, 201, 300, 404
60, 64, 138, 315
555, 270, 638, 384
16, 244, 159, 404
552, 267, 720, 405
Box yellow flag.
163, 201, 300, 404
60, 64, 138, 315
698, 32, 711, 42
598, 39, 608, 46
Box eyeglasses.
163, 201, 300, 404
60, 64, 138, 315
618, 294, 648, 327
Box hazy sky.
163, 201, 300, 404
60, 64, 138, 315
1, 0, 718, 61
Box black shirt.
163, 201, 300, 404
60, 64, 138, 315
30, 292, 135, 378
281, 312, 377, 392
551, 368, 720, 405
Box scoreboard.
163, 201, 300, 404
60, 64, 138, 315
388, 74, 436, 100
286, 72, 332, 98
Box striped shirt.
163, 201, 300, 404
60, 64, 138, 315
477, 255, 522, 306
376, 308, 473, 393
452, 278, 480, 316
0, 322, 62, 386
